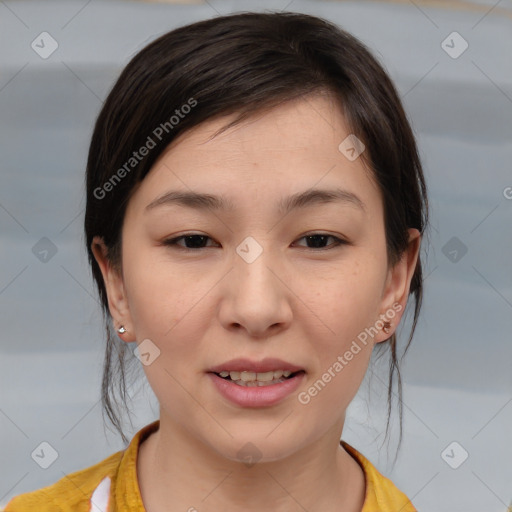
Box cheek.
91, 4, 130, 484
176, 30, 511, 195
299, 256, 383, 401
122, 245, 198, 334
306, 257, 383, 345
123, 250, 217, 373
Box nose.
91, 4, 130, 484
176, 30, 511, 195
218, 241, 293, 338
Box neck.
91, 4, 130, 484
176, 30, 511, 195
137, 414, 366, 512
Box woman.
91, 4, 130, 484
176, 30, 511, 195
5, 10, 429, 512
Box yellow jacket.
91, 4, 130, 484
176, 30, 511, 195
3, 420, 417, 511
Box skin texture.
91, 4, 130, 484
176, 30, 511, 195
92, 94, 421, 512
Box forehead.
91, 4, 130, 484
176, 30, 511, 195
128, 95, 381, 218
163, 93, 350, 160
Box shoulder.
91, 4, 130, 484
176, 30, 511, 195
341, 440, 417, 512
3, 420, 160, 512
3, 449, 123, 512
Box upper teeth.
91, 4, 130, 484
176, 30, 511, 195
219, 370, 293, 381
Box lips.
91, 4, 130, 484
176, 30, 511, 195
208, 370, 306, 407
207, 357, 305, 374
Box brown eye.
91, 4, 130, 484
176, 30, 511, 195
162, 233, 348, 252
163, 234, 218, 250
293, 234, 348, 250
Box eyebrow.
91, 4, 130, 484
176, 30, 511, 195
145, 187, 366, 215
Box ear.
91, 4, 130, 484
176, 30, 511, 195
91, 236, 135, 342
374, 228, 422, 344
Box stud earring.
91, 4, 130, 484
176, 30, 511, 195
117, 325, 127, 334
383, 321, 391, 334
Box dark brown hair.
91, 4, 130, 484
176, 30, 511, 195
84, 11, 430, 452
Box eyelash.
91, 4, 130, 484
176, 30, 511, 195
162, 233, 348, 252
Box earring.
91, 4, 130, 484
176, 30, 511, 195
117, 325, 127, 334
383, 321, 391, 334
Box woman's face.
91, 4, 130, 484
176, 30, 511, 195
93, 94, 420, 462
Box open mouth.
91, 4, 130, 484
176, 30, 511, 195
213, 370, 305, 387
